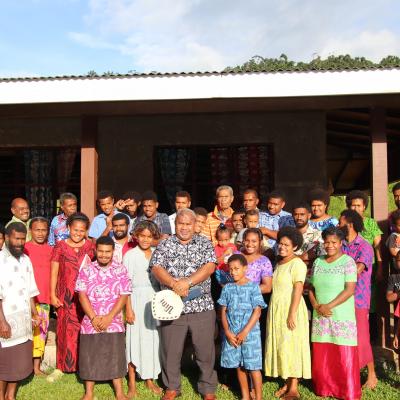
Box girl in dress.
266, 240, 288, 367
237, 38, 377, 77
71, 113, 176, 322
265, 227, 311, 399
309, 226, 361, 400
218, 254, 266, 400
50, 212, 95, 373
124, 220, 162, 397
239, 228, 273, 294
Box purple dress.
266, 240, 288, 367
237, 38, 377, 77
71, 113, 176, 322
234, 252, 273, 284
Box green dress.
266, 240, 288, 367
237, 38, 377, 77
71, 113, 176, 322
310, 254, 357, 346
265, 257, 311, 379
361, 216, 382, 313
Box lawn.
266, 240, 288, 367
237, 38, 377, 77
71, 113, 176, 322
17, 362, 400, 399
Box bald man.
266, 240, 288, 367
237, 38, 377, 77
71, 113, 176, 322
6, 198, 31, 241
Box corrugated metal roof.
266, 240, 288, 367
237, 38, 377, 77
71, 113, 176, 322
1, 64, 400, 83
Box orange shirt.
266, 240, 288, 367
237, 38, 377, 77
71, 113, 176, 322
202, 206, 234, 245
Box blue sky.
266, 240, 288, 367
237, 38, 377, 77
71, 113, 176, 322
1, 0, 399, 77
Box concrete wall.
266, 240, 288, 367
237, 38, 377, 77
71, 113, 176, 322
97, 111, 327, 208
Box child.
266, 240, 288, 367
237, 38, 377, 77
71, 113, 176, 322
24, 217, 53, 375
76, 236, 132, 400
386, 209, 400, 257
88, 190, 117, 239
0, 223, 4, 249
231, 210, 245, 244
123, 221, 162, 397
214, 225, 237, 286
194, 207, 208, 236
218, 254, 266, 400
236, 210, 269, 249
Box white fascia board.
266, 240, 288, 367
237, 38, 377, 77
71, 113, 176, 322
0, 69, 400, 105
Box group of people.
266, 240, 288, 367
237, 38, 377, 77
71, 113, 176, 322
0, 183, 399, 400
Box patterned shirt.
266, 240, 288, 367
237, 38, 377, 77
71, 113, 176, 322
295, 225, 324, 256
308, 216, 338, 231
48, 213, 69, 246
75, 260, 132, 334
149, 234, 217, 314
202, 206, 234, 245
135, 212, 172, 235
258, 210, 294, 248
361, 216, 382, 246
0, 246, 39, 347
342, 235, 374, 309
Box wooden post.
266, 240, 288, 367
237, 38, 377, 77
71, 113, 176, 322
370, 107, 389, 348
81, 117, 98, 221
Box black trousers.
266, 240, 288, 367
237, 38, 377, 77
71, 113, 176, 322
160, 309, 218, 395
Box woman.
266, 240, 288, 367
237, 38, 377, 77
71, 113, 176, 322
346, 190, 383, 343
309, 226, 361, 400
50, 212, 95, 373
308, 188, 338, 231
265, 227, 311, 399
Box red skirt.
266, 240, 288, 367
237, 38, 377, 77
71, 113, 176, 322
356, 308, 373, 368
312, 342, 361, 400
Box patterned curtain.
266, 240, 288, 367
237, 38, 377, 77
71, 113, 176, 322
158, 148, 191, 209
57, 148, 78, 195
24, 150, 54, 220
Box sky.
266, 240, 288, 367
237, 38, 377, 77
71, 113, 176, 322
0, 0, 399, 77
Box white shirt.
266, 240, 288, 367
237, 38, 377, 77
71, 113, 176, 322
169, 213, 177, 234
0, 246, 39, 347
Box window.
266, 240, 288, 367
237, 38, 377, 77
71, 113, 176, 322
154, 144, 274, 213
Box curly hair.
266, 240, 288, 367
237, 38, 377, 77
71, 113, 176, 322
277, 226, 303, 250
132, 220, 161, 240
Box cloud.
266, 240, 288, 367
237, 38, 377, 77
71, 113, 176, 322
68, 0, 400, 72
319, 30, 400, 61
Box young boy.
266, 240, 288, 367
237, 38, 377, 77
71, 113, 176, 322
259, 190, 294, 248
236, 210, 269, 250
135, 191, 171, 237
194, 207, 208, 236
231, 210, 245, 244
76, 236, 132, 400
115, 191, 142, 234
88, 190, 116, 240
24, 217, 53, 375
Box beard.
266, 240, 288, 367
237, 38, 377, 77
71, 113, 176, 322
8, 244, 24, 258
295, 220, 308, 229
113, 231, 127, 240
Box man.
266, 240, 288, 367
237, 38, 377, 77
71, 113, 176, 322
340, 209, 377, 389
0, 222, 41, 399
242, 189, 259, 211
48, 192, 78, 246
258, 190, 294, 248
169, 191, 192, 234
203, 185, 234, 245
76, 236, 132, 400
150, 209, 218, 400
292, 204, 324, 266
6, 198, 31, 240
135, 191, 171, 237
89, 190, 117, 240
115, 191, 142, 234
112, 213, 135, 263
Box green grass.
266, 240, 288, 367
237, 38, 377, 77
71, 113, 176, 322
17, 362, 400, 399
